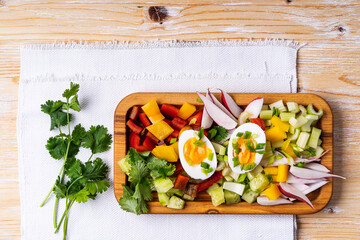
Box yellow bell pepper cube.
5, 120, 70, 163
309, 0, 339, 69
171, 141, 179, 156
261, 183, 282, 200
151, 145, 179, 162
264, 166, 278, 175
146, 120, 174, 141
277, 164, 289, 182
282, 139, 297, 158
142, 99, 165, 123
271, 115, 290, 132
265, 126, 287, 142
271, 175, 278, 182
178, 102, 196, 120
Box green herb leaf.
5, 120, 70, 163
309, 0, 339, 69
147, 158, 175, 179
208, 129, 217, 140
245, 140, 256, 152
46, 137, 67, 159
169, 138, 177, 144
85, 180, 110, 195
232, 156, 239, 167
236, 132, 243, 137
82, 125, 112, 154
296, 162, 306, 167
267, 155, 275, 165
209, 126, 228, 142
69, 95, 81, 112
68, 188, 90, 203
256, 143, 266, 150
293, 149, 301, 158
53, 177, 67, 199
237, 174, 247, 183
198, 127, 204, 139
62, 82, 80, 100
193, 140, 205, 147
243, 131, 252, 139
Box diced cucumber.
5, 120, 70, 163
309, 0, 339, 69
223, 182, 246, 196
288, 128, 300, 141
307, 104, 323, 118
249, 173, 269, 192
289, 115, 308, 128
216, 161, 226, 171
287, 102, 300, 113
262, 104, 269, 110
167, 188, 184, 197
272, 140, 284, 149
315, 146, 324, 157
289, 125, 295, 134
206, 183, 220, 194
308, 127, 322, 149
183, 194, 195, 201
296, 132, 310, 149
269, 100, 287, 112
154, 178, 174, 193
229, 171, 240, 182
242, 189, 259, 203
300, 114, 319, 132
212, 142, 226, 155
263, 141, 273, 159
222, 167, 232, 177
318, 139, 322, 146
222, 140, 229, 147
158, 193, 170, 206
209, 187, 225, 207
167, 196, 185, 209
259, 110, 273, 120
247, 164, 263, 180
224, 190, 241, 205
118, 156, 131, 175
224, 175, 234, 182
279, 112, 296, 122
299, 105, 307, 116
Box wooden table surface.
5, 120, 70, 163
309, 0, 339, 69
0, 0, 359, 239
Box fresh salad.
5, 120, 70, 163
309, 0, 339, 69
118, 89, 345, 215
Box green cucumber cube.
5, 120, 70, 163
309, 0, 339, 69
224, 190, 241, 205
167, 196, 185, 209
247, 164, 263, 181
167, 188, 184, 197
154, 178, 174, 193
249, 173, 269, 192
206, 183, 220, 195
209, 186, 225, 207
242, 189, 259, 203
158, 193, 170, 206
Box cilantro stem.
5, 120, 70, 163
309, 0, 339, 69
63, 200, 74, 240
87, 153, 94, 162
53, 198, 59, 228
54, 199, 74, 234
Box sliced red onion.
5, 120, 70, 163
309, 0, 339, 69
157, 140, 165, 146
290, 183, 309, 192
208, 90, 237, 122
219, 89, 243, 118
201, 92, 214, 129
257, 196, 293, 206
196, 92, 237, 130
287, 174, 327, 184
244, 97, 264, 118
303, 181, 328, 195
304, 163, 330, 173
290, 166, 345, 180
295, 150, 329, 164
279, 182, 314, 209
260, 156, 288, 167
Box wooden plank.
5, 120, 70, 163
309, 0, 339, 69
114, 92, 333, 214
0, 0, 359, 238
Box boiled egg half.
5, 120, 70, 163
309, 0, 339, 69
178, 130, 217, 180
228, 123, 266, 174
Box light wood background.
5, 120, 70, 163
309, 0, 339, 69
0, 0, 359, 239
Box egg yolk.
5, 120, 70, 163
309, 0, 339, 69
234, 137, 255, 165
183, 137, 212, 166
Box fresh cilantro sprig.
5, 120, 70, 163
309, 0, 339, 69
208, 126, 228, 142
40, 83, 112, 240
119, 148, 175, 215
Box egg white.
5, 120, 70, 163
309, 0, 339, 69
178, 130, 217, 180
227, 123, 266, 174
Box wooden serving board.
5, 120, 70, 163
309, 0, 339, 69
114, 93, 333, 214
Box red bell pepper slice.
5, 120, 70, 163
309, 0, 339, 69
197, 171, 223, 192
129, 132, 140, 149
188, 110, 203, 125
142, 136, 155, 151
139, 113, 151, 127
173, 161, 184, 176
160, 104, 179, 119
183, 183, 199, 198
173, 174, 190, 190
146, 132, 159, 143
129, 132, 152, 152
129, 106, 140, 120
250, 118, 266, 130
163, 119, 172, 126
204, 130, 209, 138
165, 129, 180, 143
126, 119, 143, 134
171, 117, 187, 131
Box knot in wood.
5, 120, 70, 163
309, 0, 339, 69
148, 6, 168, 23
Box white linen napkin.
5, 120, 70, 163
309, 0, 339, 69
18, 40, 301, 240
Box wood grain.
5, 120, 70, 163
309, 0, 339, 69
114, 92, 333, 214
0, 0, 359, 239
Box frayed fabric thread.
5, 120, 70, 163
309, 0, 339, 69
22, 39, 306, 51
